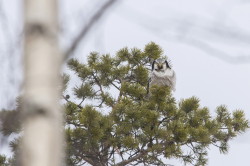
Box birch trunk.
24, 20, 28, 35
21, 0, 63, 166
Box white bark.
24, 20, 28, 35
22, 0, 63, 166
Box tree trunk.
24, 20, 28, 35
21, 0, 63, 166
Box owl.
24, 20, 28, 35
147, 58, 176, 93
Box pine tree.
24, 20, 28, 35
0, 155, 10, 166
0, 42, 249, 166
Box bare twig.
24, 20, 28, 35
179, 36, 250, 64
118, 6, 250, 64
64, 0, 118, 61
111, 82, 120, 90
78, 97, 85, 108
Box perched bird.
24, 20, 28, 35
147, 58, 176, 93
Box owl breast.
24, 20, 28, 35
150, 74, 172, 87
149, 70, 176, 91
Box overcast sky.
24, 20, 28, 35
1, 0, 250, 165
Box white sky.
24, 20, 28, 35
1, 0, 250, 165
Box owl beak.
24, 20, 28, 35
157, 64, 163, 70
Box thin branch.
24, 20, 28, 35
78, 97, 85, 108
129, 149, 140, 159
111, 82, 120, 90
92, 73, 104, 95
119, 6, 250, 64
62, 95, 83, 109
79, 154, 95, 166
180, 36, 250, 64
114, 150, 148, 166
211, 142, 221, 148
64, 0, 118, 61
108, 147, 115, 160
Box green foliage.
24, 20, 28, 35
0, 42, 249, 166
73, 83, 95, 99
179, 97, 200, 113
144, 42, 163, 60
62, 43, 248, 165
62, 73, 70, 92
0, 109, 20, 136
0, 155, 8, 166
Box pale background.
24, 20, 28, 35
1, 0, 250, 165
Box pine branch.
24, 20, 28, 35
114, 150, 148, 166
62, 95, 83, 109
79, 154, 95, 166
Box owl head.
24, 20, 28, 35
151, 58, 171, 71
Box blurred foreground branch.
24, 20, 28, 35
119, 6, 250, 64
64, 0, 118, 61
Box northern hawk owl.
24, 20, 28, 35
148, 58, 176, 92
